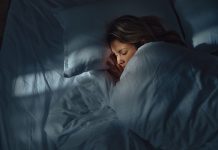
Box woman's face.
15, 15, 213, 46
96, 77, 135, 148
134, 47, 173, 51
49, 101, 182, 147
110, 40, 137, 69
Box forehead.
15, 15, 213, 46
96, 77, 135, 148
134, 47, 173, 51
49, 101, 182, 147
110, 40, 133, 53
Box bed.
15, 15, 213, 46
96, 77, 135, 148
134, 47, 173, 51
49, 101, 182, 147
1, 0, 218, 150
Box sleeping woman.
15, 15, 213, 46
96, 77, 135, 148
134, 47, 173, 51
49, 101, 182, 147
105, 15, 186, 82
106, 15, 218, 149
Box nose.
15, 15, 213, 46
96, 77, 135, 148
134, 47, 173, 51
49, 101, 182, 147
117, 56, 125, 66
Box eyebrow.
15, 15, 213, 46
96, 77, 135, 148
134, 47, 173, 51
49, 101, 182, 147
114, 48, 127, 54
112, 47, 128, 55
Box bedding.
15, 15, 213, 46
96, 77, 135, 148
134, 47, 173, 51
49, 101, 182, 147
45, 71, 114, 144
111, 41, 218, 149
0, 0, 67, 149
173, 0, 218, 53
45, 70, 156, 150
55, 0, 182, 77
1, 0, 218, 150
0, 0, 165, 149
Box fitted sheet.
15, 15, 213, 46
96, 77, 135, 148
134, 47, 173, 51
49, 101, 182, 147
0, 0, 68, 149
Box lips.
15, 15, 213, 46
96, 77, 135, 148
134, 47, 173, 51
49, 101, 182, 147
120, 64, 125, 68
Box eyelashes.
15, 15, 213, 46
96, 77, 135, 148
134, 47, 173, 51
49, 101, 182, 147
121, 51, 127, 55
114, 50, 127, 56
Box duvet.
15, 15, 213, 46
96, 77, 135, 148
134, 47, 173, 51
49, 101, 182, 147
46, 42, 218, 150
111, 42, 218, 150
45, 71, 154, 150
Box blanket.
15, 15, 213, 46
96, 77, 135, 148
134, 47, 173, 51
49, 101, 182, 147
45, 71, 155, 150
111, 42, 218, 150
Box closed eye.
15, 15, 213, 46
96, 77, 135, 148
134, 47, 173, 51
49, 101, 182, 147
119, 49, 127, 55
121, 51, 127, 55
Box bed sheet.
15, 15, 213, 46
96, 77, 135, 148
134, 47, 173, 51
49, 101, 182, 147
0, 0, 68, 149
0, 0, 158, 149
0, 67, 74, 150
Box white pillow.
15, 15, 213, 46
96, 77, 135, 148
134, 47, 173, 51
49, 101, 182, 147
55, 0, 181, 77
174, 0, 218, 52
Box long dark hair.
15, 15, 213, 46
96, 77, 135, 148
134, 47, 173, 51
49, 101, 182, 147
105, 15, 186, 82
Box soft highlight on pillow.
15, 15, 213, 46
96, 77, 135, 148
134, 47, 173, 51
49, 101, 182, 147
55, 0, 181, 77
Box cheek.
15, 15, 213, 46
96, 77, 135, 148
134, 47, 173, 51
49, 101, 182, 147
126, 50, 136, 61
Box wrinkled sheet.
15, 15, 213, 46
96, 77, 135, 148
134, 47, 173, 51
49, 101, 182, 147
0, 0, 69, 149
0, 0, 159, 149
45, 71, 155, 150
0, 0, 102, 149
2, 0, 218, 149
111, 42, 218, 150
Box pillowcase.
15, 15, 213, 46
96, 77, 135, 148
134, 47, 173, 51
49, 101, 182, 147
174, 0, 218, 52
55, 0, 182, 77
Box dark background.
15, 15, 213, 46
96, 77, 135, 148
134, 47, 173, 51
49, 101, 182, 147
0, 0, 10, 48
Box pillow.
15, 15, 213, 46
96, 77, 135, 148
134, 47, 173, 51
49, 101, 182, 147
56, 0, 182, 77
174, 0, 218, 52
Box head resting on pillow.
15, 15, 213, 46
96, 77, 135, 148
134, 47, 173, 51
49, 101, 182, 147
105, 15, 186, 82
